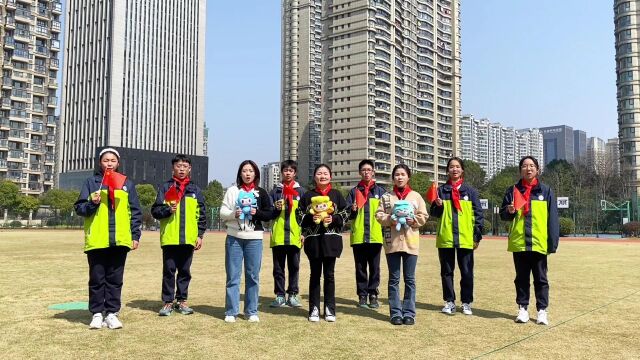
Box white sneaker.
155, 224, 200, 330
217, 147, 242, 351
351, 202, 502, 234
325, 307, 336, 322
104, 313, 123, 329
515, 306, 530, 323
308, 306, 320, 322
247, 315, 260, 323
461, 303, 473, 315
224, 315, 237, 323
536, 309, 549, 325
441, 301, 456, 315
89, 313, 103, 329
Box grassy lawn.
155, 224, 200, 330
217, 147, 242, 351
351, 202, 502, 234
1, 230, 639, 359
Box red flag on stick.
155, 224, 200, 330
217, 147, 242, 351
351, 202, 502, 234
513, 186, 526, 211
355, 189, 366, 209
165, 185, 181, 204
102, 170, 127, 209
426, 182, 438, 203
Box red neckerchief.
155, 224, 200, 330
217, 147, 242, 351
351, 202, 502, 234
393, 185, 412, 200
315, 183, 332, 196
521, 178, 539, 215
448, 179, 463, 212
357, 180, 375, 201
282, 181, 296, 210
241, 182, 255, 192
172, 176, 191, 200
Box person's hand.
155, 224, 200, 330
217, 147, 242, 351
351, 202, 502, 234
406, 217, 415, 225
352, 203, 358, 211
507, 203, 516, 214
132, 240, 139, 250
323, 216, 333, 226
275, 200, 284, 210
300, 235, 305, 245
313, 214, 321, 223
473, 241, 479, 250
250, 207, 257, 216
435, 197, 443, 207
195, 237, 203, 250
169, 202, 177, 214
235, 208, 242, 218
91, 192, 101, 204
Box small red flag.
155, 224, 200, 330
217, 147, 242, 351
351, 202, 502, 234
513, 186, 526, 211
355, 189, 366, 209
101, 170, 127, 209
426, 182, 438, 203
165, 185, 181, 204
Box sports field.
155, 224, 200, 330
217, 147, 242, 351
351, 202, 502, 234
1, 230, 638, 359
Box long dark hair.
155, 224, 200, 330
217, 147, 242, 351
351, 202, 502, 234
236, 160, 260, 187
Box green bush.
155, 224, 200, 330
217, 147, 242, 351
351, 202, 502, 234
9, 220, 23, 228
622, 221, 640, 237
421, 220, 437, 234
482, 219, 492, 235
559, 217, 575, 237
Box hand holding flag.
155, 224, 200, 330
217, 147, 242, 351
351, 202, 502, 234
101, 170, 127, 209
164, 185, 181, 205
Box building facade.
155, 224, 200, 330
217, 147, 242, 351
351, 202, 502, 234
282, 0, 461, 187
540, 125, 575, 165
607, 137, 621, 176
587, 136, 606, 174
573, 129, 587, 162
0, 0, 62, 195
58, 0, 207, 188
261, 161, 281, 192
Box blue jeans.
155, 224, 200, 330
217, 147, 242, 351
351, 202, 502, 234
386, 252, 417, 319
225, 235, 263, 317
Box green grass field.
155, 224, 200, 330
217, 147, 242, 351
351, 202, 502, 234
1, 230, 639, 359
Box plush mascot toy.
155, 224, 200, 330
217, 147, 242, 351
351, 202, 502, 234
237, 190, 257, 221
391, 200, 414, 231
310, 196, 335, 227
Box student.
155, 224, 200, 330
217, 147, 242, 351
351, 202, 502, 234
74, 148, 142, 329
375, 164, 428, 325
151, 154, 207, 316
430, 157, 483, 316
220, 160, 274, 323
500, 156, 559, 325
298, 164, 348, 322
346, 159, 386, 309
268, 160, 305, 308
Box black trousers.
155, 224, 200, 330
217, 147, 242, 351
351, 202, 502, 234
272, 245, 301, 296
438, 247, 474, 304
87, 246, 129, 314
513, 251, 549, 311
352, 243, 382, 297
162, 245, 194, 303
308, 256, 337, 315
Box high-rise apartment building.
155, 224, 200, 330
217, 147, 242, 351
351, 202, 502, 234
587, 136, 606, 174
606, 137, 621, 176
281, 0, 323, 184
261, 161, 281, 192
0, 0, 61, 195
615, 1, 639, 197
282, 0, 461, 187
58, 0, 207, 188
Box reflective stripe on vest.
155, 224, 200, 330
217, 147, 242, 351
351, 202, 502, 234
351, 198, 384, 245
160, 196, 199, 247
436, 200, 475, 249
84, 189, 133, 252
508, 200, 549, 254
270, 199, 301, 248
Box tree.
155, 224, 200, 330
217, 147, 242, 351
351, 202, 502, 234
203, 180, 224, 209
482, 166, 520, 206
462, 160, 486, 191
40, 189, 79, 216
0, 180, 20, 212
409, 171, 431, 201
15, 195, 40, 218
135, 184, 157, 210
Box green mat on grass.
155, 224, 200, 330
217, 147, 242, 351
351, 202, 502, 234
48, 302, 89, 310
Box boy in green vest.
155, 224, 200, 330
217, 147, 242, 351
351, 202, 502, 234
151, 154, 207, 316
346, 160, 387, 308
267, 160, 305, 307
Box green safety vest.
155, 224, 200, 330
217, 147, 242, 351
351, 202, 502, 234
271, 198, 302, 248
351, 197, 384, 245
436, 199, 475, 249
84, 189, 133, 252
160, 195, 200, 247
508, 200, 549, 255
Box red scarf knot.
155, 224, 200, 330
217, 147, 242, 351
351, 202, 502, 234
315, 183, 332, 197
448, 179, 463, 212
393, 185, 412, 200
521, 178, 539, 215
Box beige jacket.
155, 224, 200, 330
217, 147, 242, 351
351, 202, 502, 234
375, 191, 428, 255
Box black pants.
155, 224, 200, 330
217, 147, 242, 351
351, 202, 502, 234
513, 251, 549, 311
162, 245, 194, 303
87, 246, 129, 314
272, 245, 300, 296
308, 256, 336, 315
438, 247, 474, 303
352, 243, 382, 297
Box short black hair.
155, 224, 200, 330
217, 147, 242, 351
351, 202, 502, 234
280, 160, 298, 172
313, 163, 332, 178
236, 160, 260, 187
447, 156, 465, 171
172, 154, 192, 165
392, 164, 411, 178
519, 156, 540, 170
358, 159, 375, 171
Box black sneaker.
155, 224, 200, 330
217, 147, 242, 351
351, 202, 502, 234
390, 316, 403, 325
358, 296, 369, 308
403, 316, 415, 325
369, 294, 379, 309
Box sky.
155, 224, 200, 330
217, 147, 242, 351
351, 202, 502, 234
205, 0, 618, 186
